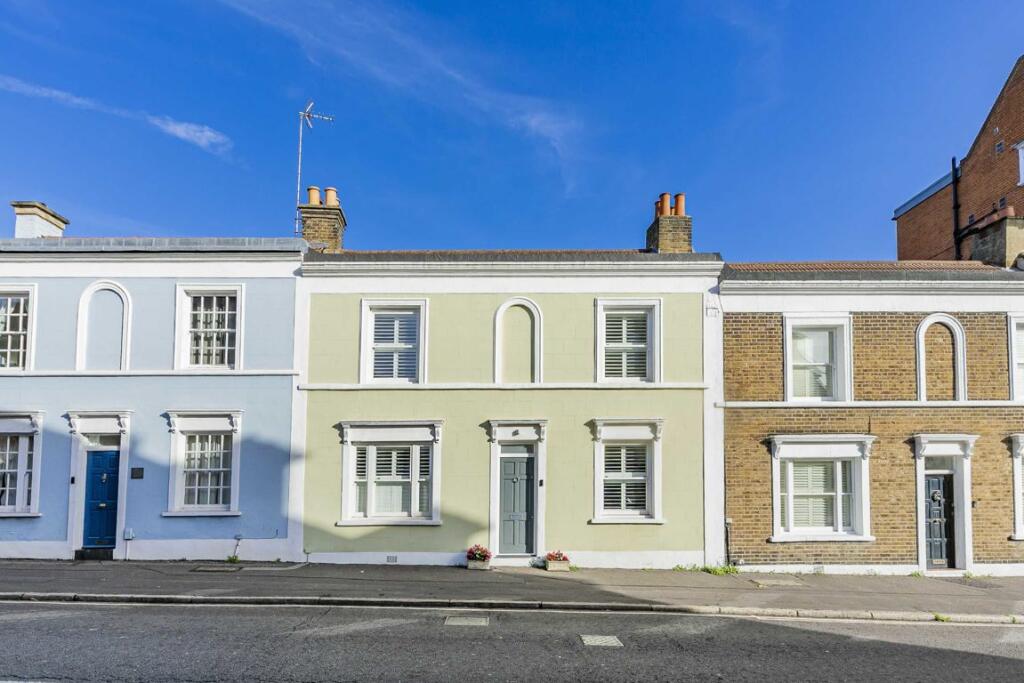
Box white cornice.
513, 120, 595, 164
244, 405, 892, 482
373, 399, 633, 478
301, 261, 724, 278
721, 400, 1024, 408
0, 253, 302, 263
300, 381, 708, 391
770, 433, 876, 459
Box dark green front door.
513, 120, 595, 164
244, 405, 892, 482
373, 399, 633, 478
499, 446, 534, 555
925, 474, 955, 569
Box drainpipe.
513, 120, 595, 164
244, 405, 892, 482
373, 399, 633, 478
951, 157, 962, 260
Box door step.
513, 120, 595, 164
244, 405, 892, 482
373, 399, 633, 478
75, 548, 114, 561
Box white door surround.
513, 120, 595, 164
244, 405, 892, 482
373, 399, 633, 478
66, 411, 132, 560
914, 434, 976, 573
486, 420, 546, 566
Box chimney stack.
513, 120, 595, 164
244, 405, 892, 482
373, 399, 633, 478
299, 184, 346, 251
11, 201, 69, 239
646, 192, 692, 253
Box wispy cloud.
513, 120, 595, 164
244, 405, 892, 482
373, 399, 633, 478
716, 1, 786, 111
0, 74, 232, 156
221, 0, 581, 188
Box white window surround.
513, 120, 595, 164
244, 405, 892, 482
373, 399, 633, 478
0, 284, 37, 373
338, 421, 443, 526
595, 298, 663, 384
0, 412, 43, 516
173, 284, 245, 371
493, 297, 543, 384
783, 314, 853, 402
75, 280, 132, 371
359, 299, 428, 385
486, 420, 547, 558
1008, 314, 1024, 401
916, 313, 967, 402
1011, 435, 1024, 541
769, 434, 875, 543
590, 418, 664, 524
164, 411, 242, 516
913, 434, 976, 572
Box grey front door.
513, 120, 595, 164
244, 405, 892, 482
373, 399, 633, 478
925, 474, 955, 569
499, 446, 535, 555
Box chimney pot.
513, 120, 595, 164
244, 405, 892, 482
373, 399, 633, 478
673, 193, 686, 216
645, 192, 693, 254
658, 193, 671, 217
299, 183, 346, 252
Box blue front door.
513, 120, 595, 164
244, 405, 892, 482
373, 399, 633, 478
84, 450, 119, 548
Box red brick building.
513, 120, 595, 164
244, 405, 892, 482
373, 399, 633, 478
721, 261, 1024, 574
894, 55, 1024, 267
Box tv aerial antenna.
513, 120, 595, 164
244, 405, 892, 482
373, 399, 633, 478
294, 100, 334, 235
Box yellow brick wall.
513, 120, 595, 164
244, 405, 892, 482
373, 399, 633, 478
725, 408, 1024, 565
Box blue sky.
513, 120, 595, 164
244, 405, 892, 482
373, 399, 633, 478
0, 1, 1022, 260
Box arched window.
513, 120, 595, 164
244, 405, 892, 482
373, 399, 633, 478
493, 297, 542, 384
916, 313, 966, 401
76, 281, 132, 371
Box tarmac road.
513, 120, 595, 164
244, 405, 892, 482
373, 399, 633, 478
1, 601, 1023, 681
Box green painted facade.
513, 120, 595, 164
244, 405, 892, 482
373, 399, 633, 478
303, 292, 707, 561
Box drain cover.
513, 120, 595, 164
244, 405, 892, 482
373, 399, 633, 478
580, 635, 623, 647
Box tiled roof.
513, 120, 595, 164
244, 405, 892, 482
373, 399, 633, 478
728, 260, 993, 272
722, 259, 1024, 283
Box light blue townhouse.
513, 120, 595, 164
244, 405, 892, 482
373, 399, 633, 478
0, 201, 305, 561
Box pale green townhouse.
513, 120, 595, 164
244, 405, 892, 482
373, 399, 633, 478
293, 188, 725, 567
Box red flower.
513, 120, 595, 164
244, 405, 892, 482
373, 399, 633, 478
467, 544, 492, 561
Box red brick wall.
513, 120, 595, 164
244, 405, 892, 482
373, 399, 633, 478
896, 185, 955, 260
896, 58, 1024, 262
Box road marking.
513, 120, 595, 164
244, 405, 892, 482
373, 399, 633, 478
445, 616, 489, 626
580, 634, 622, 647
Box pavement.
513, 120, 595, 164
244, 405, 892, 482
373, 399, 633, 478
2, 602, 1024, 681
2, 560, 1024, 624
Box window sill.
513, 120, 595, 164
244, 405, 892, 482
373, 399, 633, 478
162, 510, 241, 517
1010, 535, 1024, 542
589, 517, 665, 525
0, 512, 41, 518
336, 518, 441, 527
176, 367, 239, 373
770, 534, 875, 543
597, 379, 655, 386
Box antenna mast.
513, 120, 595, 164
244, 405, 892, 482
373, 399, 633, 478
294, 100, 335, 235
